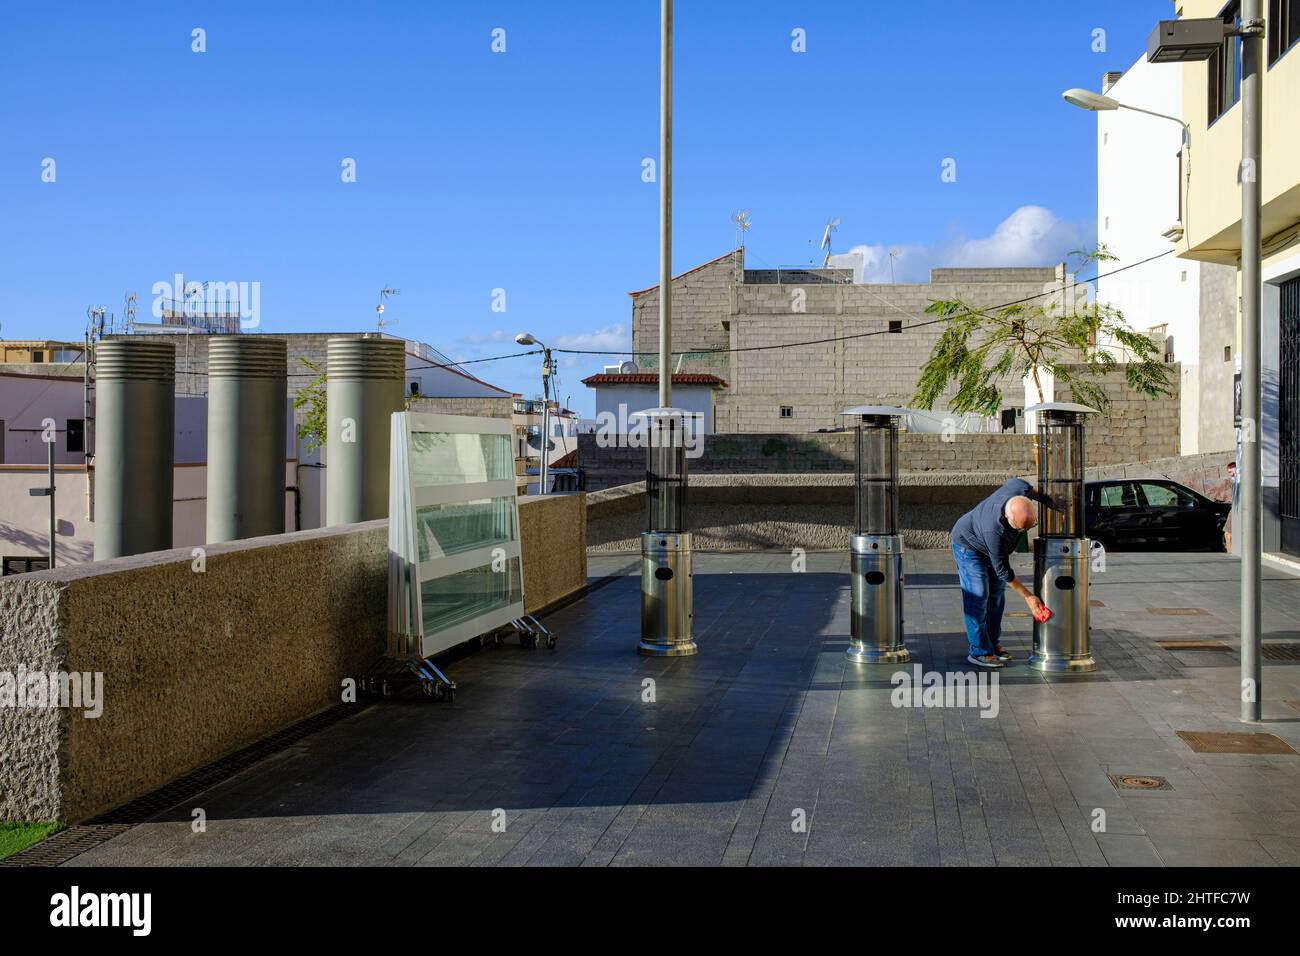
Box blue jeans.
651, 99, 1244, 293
952, 543, 1006, 658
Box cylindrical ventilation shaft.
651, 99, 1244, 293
93, 339, 176, 560
325, 337, 405, 526
206, 337, 288, 543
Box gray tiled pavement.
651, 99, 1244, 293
64, 550, 1300, 867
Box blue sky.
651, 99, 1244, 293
0, 0, 1171, 415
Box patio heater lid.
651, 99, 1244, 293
841, 405, 913, 419
629, 406, 694, 422
1024, 402, 1099, 416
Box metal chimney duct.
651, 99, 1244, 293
207, 337, 288, 543
325, 336, 404, 526
93, 339, 175, 560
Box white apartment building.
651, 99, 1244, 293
1094, 56, 1237, 455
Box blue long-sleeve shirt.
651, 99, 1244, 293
951, 478, 1043, 583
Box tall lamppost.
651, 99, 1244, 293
1067, 9, 1265, 721
515, 332, 555, 495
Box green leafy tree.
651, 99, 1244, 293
912, 250, 1174, 416
293, 357, 328, 452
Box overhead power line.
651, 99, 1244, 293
78, 251, 1175, 379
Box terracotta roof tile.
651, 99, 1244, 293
580, 372, 728, 388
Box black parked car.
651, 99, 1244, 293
1084, 479, 1230, 552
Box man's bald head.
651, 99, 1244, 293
1005, 495, 1037, 531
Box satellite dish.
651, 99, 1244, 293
619, 361, 640, 374
819, 217, 842, 251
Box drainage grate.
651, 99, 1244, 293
0, 825, 132, 867
1108, 773, 1173, 792
1262, 643, 1300, 662
1, 701, 370, 867
1157, 640, 1232, 651
1176, 731, 1299, 755
1148, 607, 1208, 616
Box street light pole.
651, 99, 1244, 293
513, 332, 553, 495
659, 0, 672, 408
539, 348, 553, 495
1239, 0, 1264, 722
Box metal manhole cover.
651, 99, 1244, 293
1262, 643, 1300, 662
1176, 731, 1299, 755
1148, 607, 1208, 616
1156, 640, 1231, 651
1108, 773, 1173, 791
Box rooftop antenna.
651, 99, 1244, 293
376, 286, 400, 332
730, 209, 751, 252
888, 249, 899, 284
122, 293, 137, 334
820, 217, 842, 267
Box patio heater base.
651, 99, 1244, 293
1029, 536, 1096, 674
846, 645, 911, 665
1028, 654, 1098, 674
639, 531, 695, 657
847, 533, 908, 665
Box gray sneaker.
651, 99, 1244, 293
967, 654, 1004, 669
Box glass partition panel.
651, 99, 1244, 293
409, 431, 512, 486
415, 496, 516, 562
420, 557, 523, 634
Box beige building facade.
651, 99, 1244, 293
628, 249, 1084, 434
1172, 0, 1300, 557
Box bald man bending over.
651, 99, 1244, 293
950, 477, 1048, 669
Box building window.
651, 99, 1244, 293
1224, 346, 1232, 362
408, 380, 421, 397
67, 419, 84, 453
1270, 0, 1300, 64
1208, 2, 1243, 123
779, 406, 793, 419
888, 320, 902, 333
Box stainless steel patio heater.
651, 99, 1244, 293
634, 407, 696, 657
1027, 402, 1098, 673
843, 406, 911, 664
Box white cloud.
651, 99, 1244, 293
458, 329, 512, 345
829, 206, 1094, 284
554, 324, 631, 369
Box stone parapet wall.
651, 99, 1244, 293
0, 494, 586, 823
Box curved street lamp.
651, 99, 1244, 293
515, 332, 554, 495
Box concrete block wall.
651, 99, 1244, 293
409, 395, 513, 419
579, 414, 1176, 491
0, 494, 588, 823
630, 252, 738, 360
1081, 450, 1235, 503
627, 249, 1094, 434
585, 475, 1008, 552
